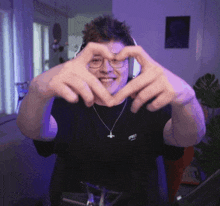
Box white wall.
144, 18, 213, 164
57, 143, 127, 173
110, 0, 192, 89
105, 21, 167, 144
112, 0, 214, 86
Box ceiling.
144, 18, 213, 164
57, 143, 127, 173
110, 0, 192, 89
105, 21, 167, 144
37, 0, 112, 18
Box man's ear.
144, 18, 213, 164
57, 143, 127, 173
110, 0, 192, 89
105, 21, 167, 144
128, 38, 141, 78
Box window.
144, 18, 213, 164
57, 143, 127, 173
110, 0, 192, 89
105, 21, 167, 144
33, 22, 49, 77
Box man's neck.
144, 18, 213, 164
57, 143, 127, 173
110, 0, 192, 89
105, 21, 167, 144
94, 97, 126, 106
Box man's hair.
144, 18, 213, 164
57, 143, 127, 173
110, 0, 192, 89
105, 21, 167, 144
79, 15, 135, 51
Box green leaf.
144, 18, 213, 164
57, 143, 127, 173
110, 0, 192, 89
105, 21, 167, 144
193, 73, 220, 108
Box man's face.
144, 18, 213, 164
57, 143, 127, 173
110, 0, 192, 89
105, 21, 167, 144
88, 41, 129, 95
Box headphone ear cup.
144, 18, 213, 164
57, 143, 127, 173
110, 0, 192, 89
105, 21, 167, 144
129, 37, 141, 78
128, 57, 141, 78
133, 58, 141, 78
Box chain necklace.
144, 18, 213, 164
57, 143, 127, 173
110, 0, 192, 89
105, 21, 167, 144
92, 99, 127, 138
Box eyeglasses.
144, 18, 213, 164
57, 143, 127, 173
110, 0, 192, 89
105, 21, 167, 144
88, 56, 128, 69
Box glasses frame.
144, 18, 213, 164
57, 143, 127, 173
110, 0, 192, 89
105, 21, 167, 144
88, 56, 129, 69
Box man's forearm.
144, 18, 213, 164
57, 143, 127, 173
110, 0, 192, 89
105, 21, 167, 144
164, 96, 206, 147
16, 84, 55, 140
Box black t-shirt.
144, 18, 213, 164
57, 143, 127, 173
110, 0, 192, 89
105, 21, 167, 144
51, 97, 183, 159
42, 96, 184, 192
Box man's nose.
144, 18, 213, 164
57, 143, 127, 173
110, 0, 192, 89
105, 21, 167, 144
100, 59, 114, 73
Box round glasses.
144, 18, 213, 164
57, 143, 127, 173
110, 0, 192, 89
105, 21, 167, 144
88, 56, 128, 69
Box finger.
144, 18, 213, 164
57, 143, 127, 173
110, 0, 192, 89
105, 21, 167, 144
53, 83, 79, 103
86, 74, 115, 107
114, 75, 149, 105
61, 62, 115, 107
77, 42, 115, 66
114, 68, 161, 105
115, 46, 156, 68
146, 91, 175, 112
131, 92, 138, 99
64, 76, 95, 107
131, 79, 165, 113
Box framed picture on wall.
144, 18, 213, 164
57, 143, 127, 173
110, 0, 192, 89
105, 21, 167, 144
165, 16, 190, 49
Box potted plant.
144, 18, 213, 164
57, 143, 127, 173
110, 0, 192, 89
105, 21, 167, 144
172, 74, 220, 205
193, 73, 220, 177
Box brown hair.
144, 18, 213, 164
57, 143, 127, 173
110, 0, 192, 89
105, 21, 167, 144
79, 15, 135, 51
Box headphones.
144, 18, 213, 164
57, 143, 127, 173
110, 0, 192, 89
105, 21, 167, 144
128, 38, 141, 79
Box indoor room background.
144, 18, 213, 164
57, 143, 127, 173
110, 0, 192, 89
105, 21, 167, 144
0, 0, 220, 205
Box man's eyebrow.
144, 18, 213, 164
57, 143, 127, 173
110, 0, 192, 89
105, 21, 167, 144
93, 55, 102, 57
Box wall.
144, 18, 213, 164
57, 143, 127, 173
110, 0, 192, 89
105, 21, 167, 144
0, 0, 12, 10
68, 11, 112, 59
68, 11, 112, 36
200, 0, 220, 80
112, 0, 212, 86
34, 0, 68, 68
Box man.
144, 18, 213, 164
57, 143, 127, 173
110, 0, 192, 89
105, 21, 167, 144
17, 16, 205, 205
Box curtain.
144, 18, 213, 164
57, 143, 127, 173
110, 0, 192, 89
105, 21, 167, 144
13, 0, 33, 113
0, 0, 33, 115
0, 5, 14, 115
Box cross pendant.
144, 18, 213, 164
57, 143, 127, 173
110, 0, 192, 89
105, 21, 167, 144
107, 131, 115, 138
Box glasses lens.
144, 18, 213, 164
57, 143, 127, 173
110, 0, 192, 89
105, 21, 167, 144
110, 58, 129, 68
89, 57, 128, 69
110, 59, 124, 68
89, 57, 103, 68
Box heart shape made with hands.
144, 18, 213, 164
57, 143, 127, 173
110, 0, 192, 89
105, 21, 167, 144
87, 45, 174, 113
102, 50, 194, 113
77, 43, 194, 113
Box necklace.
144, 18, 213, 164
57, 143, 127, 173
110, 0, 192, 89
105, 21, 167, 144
93, 99, 127, 138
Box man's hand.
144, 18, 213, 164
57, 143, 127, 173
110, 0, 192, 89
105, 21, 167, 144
31, 42, 116, 107
113, 46, 195, 113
